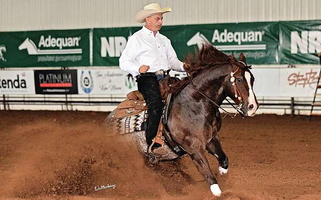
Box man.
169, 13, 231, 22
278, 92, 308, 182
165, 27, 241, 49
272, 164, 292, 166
119, 3, 185, 153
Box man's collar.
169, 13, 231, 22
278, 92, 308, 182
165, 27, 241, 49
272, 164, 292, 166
142, 26, 159, 36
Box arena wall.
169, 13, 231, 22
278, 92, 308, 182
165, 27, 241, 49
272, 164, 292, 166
1, 0, 321, 31
1, 0, 321, 115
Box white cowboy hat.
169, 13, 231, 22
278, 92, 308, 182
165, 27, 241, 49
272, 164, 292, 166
135, 3, 171, 23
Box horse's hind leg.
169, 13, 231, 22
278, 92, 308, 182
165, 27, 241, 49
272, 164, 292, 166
206, 135, 229, 175
189, 149, 222, 196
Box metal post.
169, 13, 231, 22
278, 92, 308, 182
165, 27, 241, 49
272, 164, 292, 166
291, 97, 294, 117
2, 94, 6, 111
65, 94, 68, 111
309, 53, 321, 120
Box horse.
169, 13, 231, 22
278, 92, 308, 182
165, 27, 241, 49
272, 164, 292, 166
106, 44, 259, 197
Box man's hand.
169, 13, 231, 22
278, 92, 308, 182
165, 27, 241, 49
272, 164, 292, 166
139, 65, 150, 73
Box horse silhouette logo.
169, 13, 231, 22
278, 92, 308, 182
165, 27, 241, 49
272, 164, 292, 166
18, 38, 82, 55
0, 45, 7, 61
187, 32, 210, 50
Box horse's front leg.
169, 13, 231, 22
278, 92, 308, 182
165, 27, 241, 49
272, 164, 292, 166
189, 147, 222, 196
206, 134, 229, 175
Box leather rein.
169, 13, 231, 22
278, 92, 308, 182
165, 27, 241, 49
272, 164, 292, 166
186, 61, 247, 118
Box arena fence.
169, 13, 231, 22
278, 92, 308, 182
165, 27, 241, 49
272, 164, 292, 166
1, 94, 319, 117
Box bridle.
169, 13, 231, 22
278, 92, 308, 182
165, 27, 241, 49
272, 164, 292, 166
187, 61, 248, 118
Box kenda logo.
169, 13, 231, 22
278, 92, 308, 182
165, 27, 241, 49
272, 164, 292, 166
19, 36, 82, 55
101, 36, 127, 57
291, 31, 321, 54
0, 75, 27, 89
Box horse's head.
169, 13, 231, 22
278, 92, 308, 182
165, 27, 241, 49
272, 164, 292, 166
18, 38, 30, 50
225, 53, 258, 117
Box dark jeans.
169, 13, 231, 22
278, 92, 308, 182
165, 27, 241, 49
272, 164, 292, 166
137, 74, 163, 146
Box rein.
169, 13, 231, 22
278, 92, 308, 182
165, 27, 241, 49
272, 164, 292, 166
186, 64, 245, 118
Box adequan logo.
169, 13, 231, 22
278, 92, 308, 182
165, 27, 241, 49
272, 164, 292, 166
187, 29, 266, 51
0, 45, 7, 61
18, 36, 82, 55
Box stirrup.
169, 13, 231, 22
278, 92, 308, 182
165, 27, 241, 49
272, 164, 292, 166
147, 135, 164, 153
147, 122, 165, 153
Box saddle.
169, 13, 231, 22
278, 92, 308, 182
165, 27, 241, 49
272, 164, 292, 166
112, 90, 147, 118
112, 76, 179, 119
111, 76, 184, 156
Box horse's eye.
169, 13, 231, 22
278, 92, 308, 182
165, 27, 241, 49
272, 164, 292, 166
236, 78, 242, 82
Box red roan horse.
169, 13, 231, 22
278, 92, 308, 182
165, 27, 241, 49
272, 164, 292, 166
108, 44, 259, 197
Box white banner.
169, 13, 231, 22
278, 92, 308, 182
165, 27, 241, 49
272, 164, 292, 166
0, 70, 35, 94
78, 68, 137, 95
252, 66, 319, 98
1, 67, 316, 97
170, 67, 319, 98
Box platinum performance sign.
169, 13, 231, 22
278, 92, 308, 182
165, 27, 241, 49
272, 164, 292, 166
34, 70, 78, 94
0, 29, 90, 67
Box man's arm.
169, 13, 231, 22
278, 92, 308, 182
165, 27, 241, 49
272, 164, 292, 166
166, 40, 185, 72
119, 36, 142, 76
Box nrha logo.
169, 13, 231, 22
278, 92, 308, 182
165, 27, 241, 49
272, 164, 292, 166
291, 31, 321, 54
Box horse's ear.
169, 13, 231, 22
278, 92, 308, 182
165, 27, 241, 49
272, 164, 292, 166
230, 53, 237, 63
239, 53, 247, 63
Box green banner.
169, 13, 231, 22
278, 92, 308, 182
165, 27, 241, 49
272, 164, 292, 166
93, 27, 140, 66
0, 29, 90, 67
93, 22, 279, 66
279, 20, 321, 64
163, 22, 280, 64
1, 20, 321, 67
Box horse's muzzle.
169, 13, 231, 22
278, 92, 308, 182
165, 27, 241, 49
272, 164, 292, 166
246, 103, 258, 117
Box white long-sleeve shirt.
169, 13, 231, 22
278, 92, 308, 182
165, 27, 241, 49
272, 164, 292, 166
119, 26, 184, 77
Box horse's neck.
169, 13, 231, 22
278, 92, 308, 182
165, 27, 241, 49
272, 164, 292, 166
190, 66, 228, 104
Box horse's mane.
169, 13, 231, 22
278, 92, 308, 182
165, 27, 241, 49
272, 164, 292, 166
170, 44, 235, 94
184, 44, 231, 77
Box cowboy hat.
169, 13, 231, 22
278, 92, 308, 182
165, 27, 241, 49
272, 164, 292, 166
135, 3, 171, 23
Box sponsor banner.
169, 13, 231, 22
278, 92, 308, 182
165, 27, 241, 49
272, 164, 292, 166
93, 22, 279, 66
165, 22, 279, 64
0, 29, 90, 67
92, 20, 321, 66
93, 27, 140, 66
252, 67, 319, 97
1, 20, 321, 67
279, 20, 321, 64
77, 67, 318, 98
34, 70, 78, 94
78, 68, 137, 95
0, 71, 35, 94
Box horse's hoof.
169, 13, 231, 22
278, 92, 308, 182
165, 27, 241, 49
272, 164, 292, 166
219, 166, 228, 175
210, 184, 222, 197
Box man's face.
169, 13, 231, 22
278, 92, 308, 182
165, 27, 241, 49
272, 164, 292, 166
146, 13, 164, 32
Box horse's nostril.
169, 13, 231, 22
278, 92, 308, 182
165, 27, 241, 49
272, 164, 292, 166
248, 104, 254, 110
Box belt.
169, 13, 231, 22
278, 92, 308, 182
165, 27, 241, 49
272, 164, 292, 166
155, 70, 166, 76
136, 70, 169, 80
